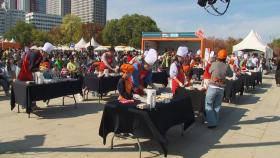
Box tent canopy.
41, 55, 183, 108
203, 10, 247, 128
233, 30, 273, 58
85, 37, 100, 48
75, 38, 87, 49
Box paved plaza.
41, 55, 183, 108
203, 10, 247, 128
0, 74, 280, 158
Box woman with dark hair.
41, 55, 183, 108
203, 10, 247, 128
170, 46, 188, 95
275, 57, 280, 87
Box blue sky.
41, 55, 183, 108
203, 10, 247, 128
107, 0, 280, 43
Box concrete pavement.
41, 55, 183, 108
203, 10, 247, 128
0, 74, 280, 158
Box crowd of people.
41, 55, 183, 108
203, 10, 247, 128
0, 43, 279, 128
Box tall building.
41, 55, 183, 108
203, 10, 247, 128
2, 0, 16, 9
0, 8, 25, 36
0, 9, 5, 35
47, 0, 71, 16
17, 0, 30, 12
26, 12, 62, 31
71, 0, 107, 26
30, 0, 46, 14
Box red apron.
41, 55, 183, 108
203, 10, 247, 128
171, 65, 185, 94
18, 55, 33, 81
99, 56, 113, 72
134, 63, 149, 95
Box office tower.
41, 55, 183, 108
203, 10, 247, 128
30, 0, 46, 14
17, 0, 30, 12
71, 0, 107, 26
47, 0, 71, 16
26, 12, 62, 31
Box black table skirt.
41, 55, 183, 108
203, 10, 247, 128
99, 98, 195, 156
174, 87, 206, 113
83, 75, 121, 95
84, 72, 169, 96
224, 78, 244, 101
152, 71, 169, 87
10, 79, 83, 114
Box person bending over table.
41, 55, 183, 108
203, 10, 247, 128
99, 48, 119, 73
170, 46, 189, 95
131, 49, 157, 96
117, 64, 134, 102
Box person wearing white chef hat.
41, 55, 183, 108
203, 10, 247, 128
169, 46, 188, 94
131, 48, 157, 95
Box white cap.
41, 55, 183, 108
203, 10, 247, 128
176, 46, 188, 57
197, 49, 201, 56
144, 49, 157, 66
210, 51, 215, 58
42, 42, 54, 54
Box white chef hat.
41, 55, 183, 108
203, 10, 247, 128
24, 46, 30, 53
210, 51, 215, 58
243, 54, 248, 59
197, 49, 201, 56
144, 49, 157, 66
176, 46, 188, 57
42, 42, 54, 54
144, 50, 149, 57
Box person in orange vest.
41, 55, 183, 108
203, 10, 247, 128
205, 49, 233, 128
117, 64, 135, 102
169, 46, 188, 95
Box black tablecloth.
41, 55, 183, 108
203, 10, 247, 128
10, 79, 83, 114
224, 78, 244, 101
84, 75, 121, 96
174, 87, 206, 113
190, 68, 204, 81
99, 98, 195, 156
240, 74, 255, 89
251, 72, 262, 85
152, 71, 169, 87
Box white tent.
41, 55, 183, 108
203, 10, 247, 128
95, 46, 110, 51
4, 39, 9, 42
75, 38, 87, 49
115, 46, 126, 52
85, 37, 100, 48
233, 30, 273, 59
10, 38, 16, 43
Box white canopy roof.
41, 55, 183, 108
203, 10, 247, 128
233, 30, 273, 58
75, 38, 87, 49
95, 46, 110, 51
85, 37, 100, 48
10, 38, 16, 43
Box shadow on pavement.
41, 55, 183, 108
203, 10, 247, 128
33, 102, 104, 119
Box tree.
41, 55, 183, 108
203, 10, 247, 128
82, 23, 104, 45
102, 19, 120, 47
4, 21, 34, 46
31, 29, 50, 46
269, 38, 280, 56
207, 37, 242, 54
102, 14, 161, 48
49, 26, 64, 45
60, 14, 82, 44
